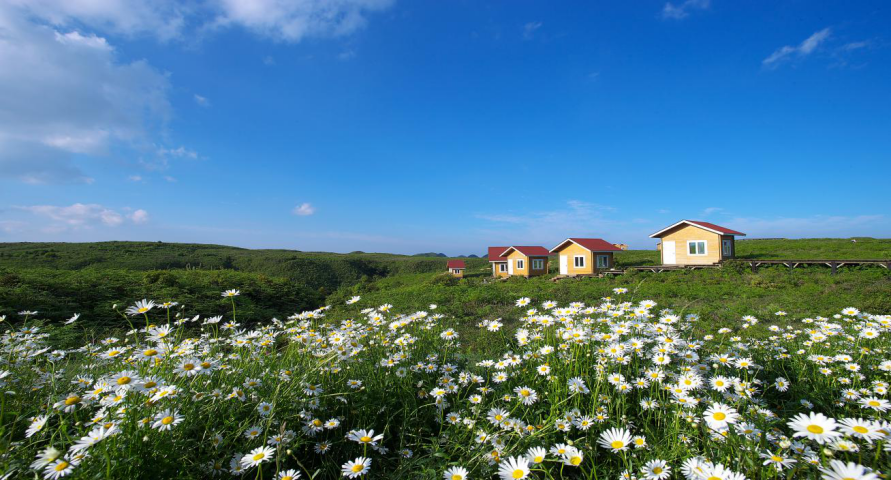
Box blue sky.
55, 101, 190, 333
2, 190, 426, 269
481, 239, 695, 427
1, 1, 889, 254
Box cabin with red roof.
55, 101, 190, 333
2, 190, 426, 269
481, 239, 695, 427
499, 246, 551, 278
446, 259, 466, 278
487, 246, 510, 278
649, 220, 746, 265
549, 238, 622, 275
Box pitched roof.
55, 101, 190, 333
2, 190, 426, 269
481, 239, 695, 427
550, 238, 622, 253
649, 220, 746, 238
487, 246, 509, 262
500, 246, 551, 257
446, 260, 466, 269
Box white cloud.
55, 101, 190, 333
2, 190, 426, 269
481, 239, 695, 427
128, 209, 150, 224
763, 28, 831, 67
0, 4, 176, 184
338, 49, 356, 60
700, 207, 723, 216
8, 0, 398, 43
209, 0, 395, 43
522, 21, 542, 39
662, 0, 709, 20
293, 202, 316, 216
16, 203, 149, 228
6, 0, 188, 41
128, 175, 143, 182
193, 94, 211, 107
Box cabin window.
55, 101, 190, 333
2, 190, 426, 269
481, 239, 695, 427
532, 259, 544, 270
722, 239, 732, 256
516, 259, 525, 270
596, 255, 610, 268
498, 263, 507, 272
687, 241, 707, 256
573, 255, 586, 268
452, 269, 461, 274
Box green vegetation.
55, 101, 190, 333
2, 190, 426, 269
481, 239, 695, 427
0, 239, 888, 342
0, 241, 490, 293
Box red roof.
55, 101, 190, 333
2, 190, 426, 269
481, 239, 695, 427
488, 246, 509, 262
446, 260, 466, 269
551, 238, 621, 252
686, 221, 745, 235
501, 246, 551, 257
650, 220, 746, 238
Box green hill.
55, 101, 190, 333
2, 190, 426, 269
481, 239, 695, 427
0, 238, 888, 336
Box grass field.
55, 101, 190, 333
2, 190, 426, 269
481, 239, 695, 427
0, 239, 889, 479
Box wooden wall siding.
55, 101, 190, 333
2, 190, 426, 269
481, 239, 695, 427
491, 262, 510, 278
660, 225, 722, 265
554, 243, 614, 275
505, 251, 549, 277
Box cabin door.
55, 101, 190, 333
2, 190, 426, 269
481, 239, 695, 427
663, 241, 676, 264
507, 259, 514, 274
559, 255, 568, 275
722, 239, 732, 257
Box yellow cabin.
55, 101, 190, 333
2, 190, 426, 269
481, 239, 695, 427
488, 246, 510, 278
446, 260, 465, 278
649, 220, 745, 265
499, 246, 551, 277
550, 238, 621, 276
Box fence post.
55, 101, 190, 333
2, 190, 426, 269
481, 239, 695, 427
831, 261, 837, 275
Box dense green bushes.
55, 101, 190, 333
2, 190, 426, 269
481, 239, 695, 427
0, 268, 322, 331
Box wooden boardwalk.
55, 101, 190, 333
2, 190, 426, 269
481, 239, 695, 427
742, 259, 891, 274
550, 259, 890, 281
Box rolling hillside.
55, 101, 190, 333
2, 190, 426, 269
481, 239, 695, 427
0, 238, 888, 335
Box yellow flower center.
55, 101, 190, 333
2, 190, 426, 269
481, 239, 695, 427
360, 436, 372, 443
143, 349, 158, 356
144, 381, 157, 388
183, 363, 195, 370
713, 412, 726, 421
139, 307, 149, 313
512, 469, 525, 479
771, 456, 783, 462
807, 425, 824, 434
117, 376, 131, 385
451, 476, 462, 480
352, 464, 364, 473
161, 416, 174, 425
853, 426, 869, 434
570, 456, 582, 466
868, 400, 880, 407
64, 395, 81, 406
610, 440, 624, 449
252, 453, 265, 461
55, 462, 69, 472
201, 362, 211, 368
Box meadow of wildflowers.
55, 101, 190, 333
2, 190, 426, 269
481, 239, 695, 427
1, 289, 889, 479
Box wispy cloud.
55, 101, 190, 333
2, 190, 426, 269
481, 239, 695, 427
700, 207, 723, 217
16, 203, 149, 230
193, 94, 211, 107
662, 0, 710, 20
523, 21, 542, 39
293, 203, 316, 216
763, 28, 831, 68
475, 200, 653, 247
727, 214, 889, 238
